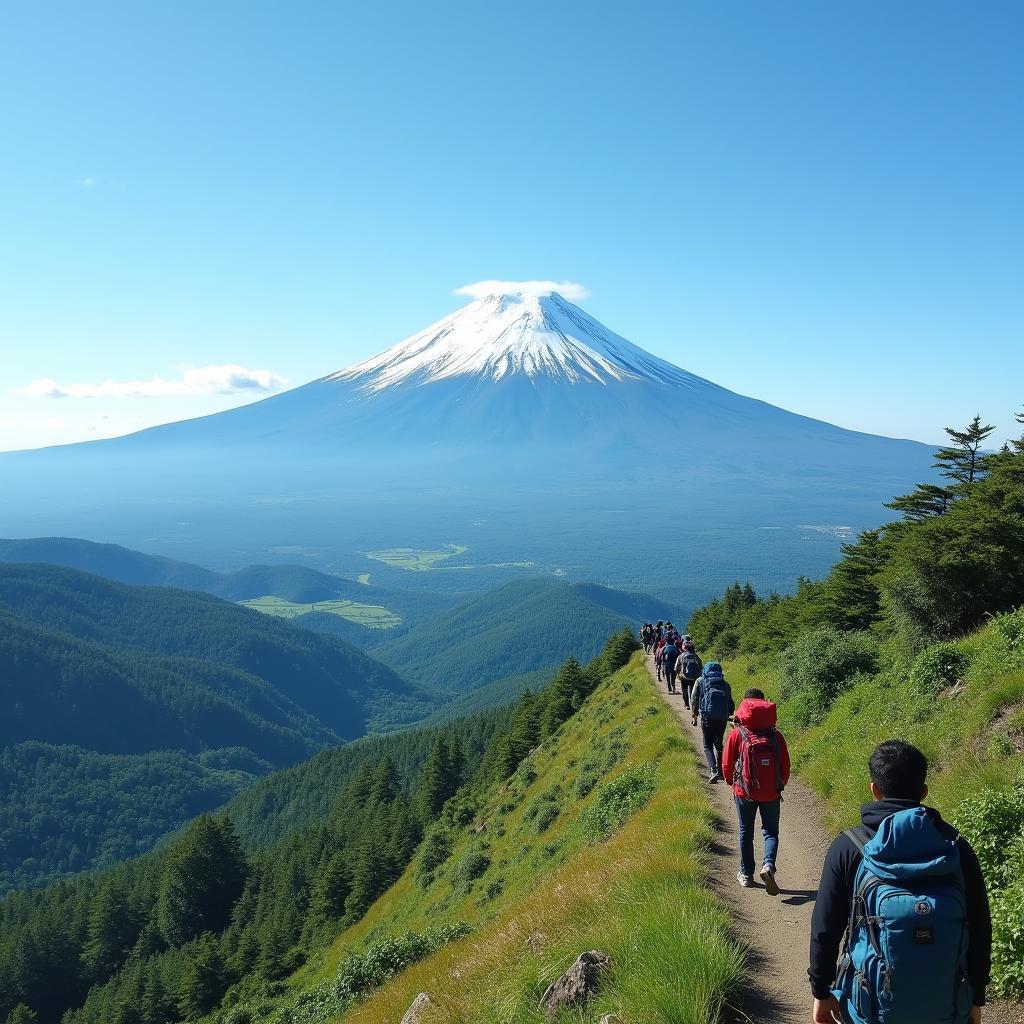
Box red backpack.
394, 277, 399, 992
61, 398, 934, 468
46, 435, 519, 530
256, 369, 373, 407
734, 699, 784, 802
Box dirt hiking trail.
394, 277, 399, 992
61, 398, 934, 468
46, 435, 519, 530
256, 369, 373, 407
646, 654, 1024, 1024
647, 654, 827, 1022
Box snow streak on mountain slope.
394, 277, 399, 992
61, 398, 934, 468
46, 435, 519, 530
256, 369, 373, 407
329, 291, 707, 392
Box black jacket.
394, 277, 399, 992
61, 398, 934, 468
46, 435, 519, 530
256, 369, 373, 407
808, 798, 991, 1005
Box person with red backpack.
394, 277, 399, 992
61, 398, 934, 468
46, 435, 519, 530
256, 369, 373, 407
722, 688, 791, 894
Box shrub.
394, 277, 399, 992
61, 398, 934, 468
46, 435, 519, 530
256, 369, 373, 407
992, 608, 1024, 667
581, 765, 656, 843
952, 785, 1024, 886
573, 769, 599, 800
910, 642, 970, 694
778, 627, 878, 725
450, 846, 490, 887
534, 802, 560, 833
417, 827, 452, 877
266, 924, 471, 1024
990, 880, 1024, 998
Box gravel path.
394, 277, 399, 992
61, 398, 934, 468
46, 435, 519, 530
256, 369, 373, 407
646, 654, 1023, 1024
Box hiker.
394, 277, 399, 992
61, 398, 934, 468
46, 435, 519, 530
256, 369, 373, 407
678, 647, 702, 711
690, 661, 734, 783
722, 688, 790, 893
641, 623, 652, 653
654, 637, 666, 682
662, 638, 680, 693
808, 740, 991, 1024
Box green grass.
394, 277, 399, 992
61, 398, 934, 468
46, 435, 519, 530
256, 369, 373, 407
239, 595, 401, 629
363, 544, 468, 572
724, 617, 1024, 834
265, 654, 744, 1024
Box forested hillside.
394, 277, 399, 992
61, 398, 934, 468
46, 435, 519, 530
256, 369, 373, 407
376, 578, 686, 694
0, 565, 433, 892
0, 538, 460, 644
0, 630, 652, 1024
687, 413, 1024, 998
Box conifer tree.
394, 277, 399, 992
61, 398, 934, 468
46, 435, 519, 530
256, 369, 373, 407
310, 851, 350, 923
541, 658, 585, 736
934, 414, 996, 484
1011, 408, 1024, 455
343, 842, 383, 921
820, 529, 887, 629
416, 738, 453, 820
5, 1006, 38, 1024
175, 933, 224, 1020
82, 877, 137, 980
885, 482, 954, 520
367, 756, 400, 806
157, 816, 247, 947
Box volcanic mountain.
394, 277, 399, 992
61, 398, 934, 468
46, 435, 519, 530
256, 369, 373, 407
0, 288, 933, 593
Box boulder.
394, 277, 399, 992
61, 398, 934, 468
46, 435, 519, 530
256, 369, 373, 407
539, 950, 613, 1018
400, 992, 435, 1024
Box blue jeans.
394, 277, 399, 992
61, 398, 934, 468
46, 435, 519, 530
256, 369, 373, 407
734, 796, 780, 878
700, 719, 727, 774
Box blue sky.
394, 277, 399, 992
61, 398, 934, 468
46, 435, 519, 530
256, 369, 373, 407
1, 1, 1021, 451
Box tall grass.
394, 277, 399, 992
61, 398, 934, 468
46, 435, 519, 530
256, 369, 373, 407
277, 654, 745, 1024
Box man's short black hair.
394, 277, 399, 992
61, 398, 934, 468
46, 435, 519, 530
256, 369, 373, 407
743, 688, 765, 700
869, 740, 928, 800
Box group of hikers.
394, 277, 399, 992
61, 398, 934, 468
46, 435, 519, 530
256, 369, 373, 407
639, 619, 991, 1024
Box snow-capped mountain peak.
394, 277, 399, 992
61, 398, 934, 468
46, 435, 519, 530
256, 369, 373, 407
329, 290, 694, 392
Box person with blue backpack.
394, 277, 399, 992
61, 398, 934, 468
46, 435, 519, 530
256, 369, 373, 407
809, 740, 991, 1024
689, 661, 734, 783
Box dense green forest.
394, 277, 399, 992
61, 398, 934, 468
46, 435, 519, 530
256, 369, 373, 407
0, 538, 460, 643
375, 578, 683, 694
0, 565, 433, 891
687, 412, 1024, 997
0, 629, 640, 1024
0, 743, 265, 895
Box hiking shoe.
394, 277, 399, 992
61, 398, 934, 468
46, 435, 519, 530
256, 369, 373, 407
737, 872, 753, 888
707, 773, 719, 784
760, 864, 780, 896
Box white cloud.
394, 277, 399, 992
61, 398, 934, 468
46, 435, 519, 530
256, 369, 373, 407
454, 279, 590, 301
16, 363, 288, 399
80, 177, 97, 188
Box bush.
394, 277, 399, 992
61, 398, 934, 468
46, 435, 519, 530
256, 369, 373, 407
991, 880, 1024, 998
282, 924, 471, 1023
992, 608, 1024, 667
778, 627, 878, 725
581, 765, 656, 843
534, 802, 560, 833
910, 642, 970, 694
450, 846, 490, 887
952, 785, 1024, 886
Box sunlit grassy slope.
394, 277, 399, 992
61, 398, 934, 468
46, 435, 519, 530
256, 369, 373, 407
722, 615, 1024, 834
301, 654, 744, 1023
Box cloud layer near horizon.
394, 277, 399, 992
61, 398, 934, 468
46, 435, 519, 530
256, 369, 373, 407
454, 279, 590, 301
17, 364, 288, 399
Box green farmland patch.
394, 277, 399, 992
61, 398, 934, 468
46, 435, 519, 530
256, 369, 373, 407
363, 544, 467, 571
239, 595, 401, 629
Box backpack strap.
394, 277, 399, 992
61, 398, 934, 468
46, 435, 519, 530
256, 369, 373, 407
735, 726, 752, 799
844, 826, 868, 855
767, 728, 784, 799
839, 826, 873, 955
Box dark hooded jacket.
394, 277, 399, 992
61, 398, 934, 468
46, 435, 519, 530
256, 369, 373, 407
808, 798, 991, 1005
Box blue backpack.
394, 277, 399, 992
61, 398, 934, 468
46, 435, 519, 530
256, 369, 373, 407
832, 806, 971, 1024
699, 665, 731, 720
682, 652, 703, 680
